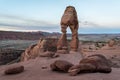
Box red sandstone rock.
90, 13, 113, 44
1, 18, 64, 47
4, 65, 24, 75
39, 51, 55, 57
68, 54, 112, 76
21, 38, 58, 61
57, 6, 79, 52
108, 39, 115, 47
50, 60, 73, 72
56, 50, 69, 54
57, 34, 68, 50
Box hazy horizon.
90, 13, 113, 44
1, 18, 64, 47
0, 0, 120, 34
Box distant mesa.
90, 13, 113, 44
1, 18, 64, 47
0, 31, 60, 40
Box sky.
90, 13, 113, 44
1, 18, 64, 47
0, 0, 120, 34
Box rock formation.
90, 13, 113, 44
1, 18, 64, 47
4, 65, 24, 75
57, 6, 79, 52
50, 60, 73, 73
21, 38, 58, 61
68, 54, 112, 76
108, 39, 115, 47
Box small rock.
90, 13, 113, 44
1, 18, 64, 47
41, 66, 47, 69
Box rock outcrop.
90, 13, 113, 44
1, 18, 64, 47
68, 54, 112, 76
57, 6, 79, 52
21, 38, 58, 61
50, 60, 73, 73
108, 39, 115, 47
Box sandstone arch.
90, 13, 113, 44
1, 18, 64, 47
57, 6, 79, 52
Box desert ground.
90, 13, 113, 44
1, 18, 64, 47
0, 39, 120, 80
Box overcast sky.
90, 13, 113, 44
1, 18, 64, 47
0, 0, 120, 33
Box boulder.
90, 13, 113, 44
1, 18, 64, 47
68, 54, 112, 76
50, 60, 73, 73
4, 65, 24, 75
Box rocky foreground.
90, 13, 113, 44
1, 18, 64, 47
0, 39, 120, 80
0, 42, 120, 80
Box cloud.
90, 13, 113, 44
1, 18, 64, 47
78, 20, 120, 33
0, 14, 120, 33
79, 20, 120, 29
79, 21, 100, 28
0, 14, 58, 26
0, 14, 59, 32
0, 26, 20, 31
0, 22, 59, 32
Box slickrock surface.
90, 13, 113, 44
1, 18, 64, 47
0, 49, 120, 80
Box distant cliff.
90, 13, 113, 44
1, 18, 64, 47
0, 31, 45, 40
0, 30, 120, 40
0, 31, 61, 40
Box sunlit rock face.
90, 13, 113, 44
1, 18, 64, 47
21, 38, 58, 61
